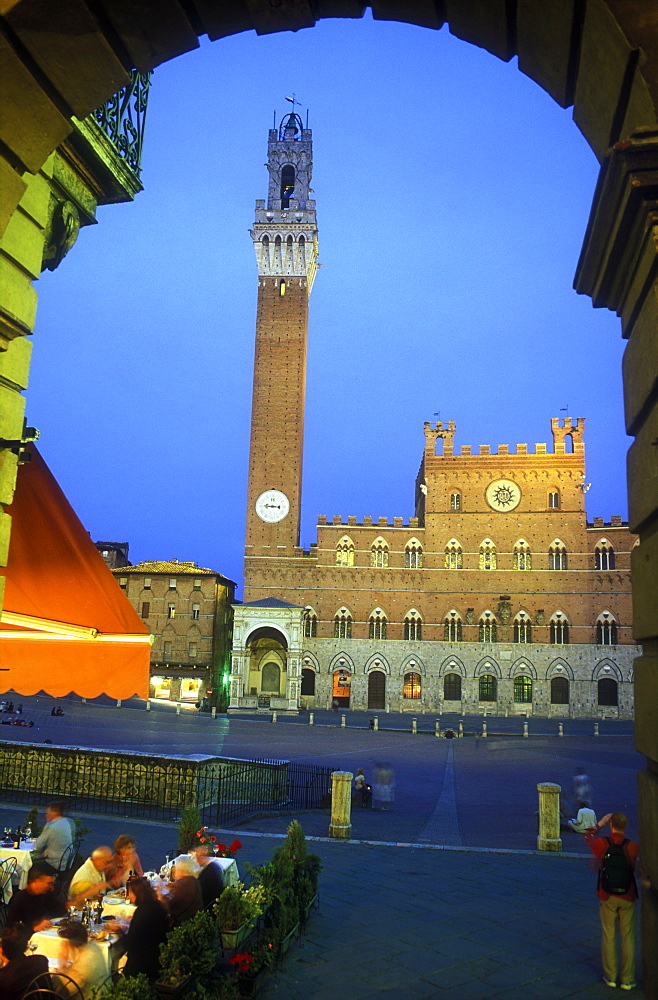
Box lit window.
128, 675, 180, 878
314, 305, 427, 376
167, 604, 176, 619
403, 672, 422, 699
513, 676, 533, 703
141, 602, 150, 619
336, 536, 354, 567
303, 608, 318, 637
479, 613, 497, 643
551, 676, 569, 704
189, 642, 197, 658
514, 612, 532, 643
443, 673, 462, 700
548, 491, 560, 509
192, 604, 200, 620
596, 612, 617, 645
169, 578, 177, 589
550, 613, 569, 644
595, 540, 615, 570
404, 611, 422, 641
450, 492, 461, 511
479, 540, 497, 570
548, 541, 568, 570
369, 609, 387, 640
443, 612, 462, 642
479, 674, 497, 702
371, 538, 389, 568
405, 539, 423, 569
445, 540, 462, 570
279, 280, 286, 296
333, 608, 352, 639
513, 540, 531, 571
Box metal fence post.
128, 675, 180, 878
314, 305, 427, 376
537, 782, 562, 851
329, 771, 352, 839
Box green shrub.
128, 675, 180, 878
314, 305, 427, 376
159, 910, 218, 983
177, 805, 202, 852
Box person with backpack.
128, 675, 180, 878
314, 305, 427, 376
584, 811, 640, 990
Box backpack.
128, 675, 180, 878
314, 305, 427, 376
598, 837, 635, 895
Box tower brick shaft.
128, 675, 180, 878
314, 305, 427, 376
244, 112, 318, 590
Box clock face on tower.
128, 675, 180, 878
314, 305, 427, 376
255, 489, 290, 523
486, 479, 521, 512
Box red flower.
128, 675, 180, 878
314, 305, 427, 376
210, 835, 217, 842
229, 840, 242, 853
217, 843, 227, 853
230, 952, 254, 973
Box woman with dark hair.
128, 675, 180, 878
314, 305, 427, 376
57, 920, 106, 997
118, 877, 169, 980
0, 922, 50, 999
107, 834, 144, 887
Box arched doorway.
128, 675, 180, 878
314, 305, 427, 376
332, 668, 351, 709
368, 670, 386, 710
246, 627, 287, 705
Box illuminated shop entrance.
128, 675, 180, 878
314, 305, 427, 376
332, 668, 351, 708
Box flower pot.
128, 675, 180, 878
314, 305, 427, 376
238, 967, 268, 998
154, 975, 193, 997
220, 922, 251, 950
277, 923, 299, 959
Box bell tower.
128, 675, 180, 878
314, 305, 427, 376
244, 109, 319, 591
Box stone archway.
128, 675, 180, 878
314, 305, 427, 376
1, 4, 657, 993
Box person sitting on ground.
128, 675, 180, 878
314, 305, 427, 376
106, 834, 144, 887
57, 919, 107, 998
7, 867, 68, 932
69, 846, 113, 905
192, 844, 224, 908
113, 877, 169, 980
31, 801, 74, 873
0, 922, 51, 999
563, 801, 597, 833
164, 857, 203, 926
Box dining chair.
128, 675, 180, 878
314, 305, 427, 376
54, 842, 77, 899
24, 970, 84, 999
0, 856, 17, 925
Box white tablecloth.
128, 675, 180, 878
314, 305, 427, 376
0, 841, 35, 901
101, 893, 136, 920
167, 854, 239, 887
30, 925, 118, 976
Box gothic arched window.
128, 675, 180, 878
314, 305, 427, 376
302, 608, 317, 638
550, 612, 570, 644
513, 676, 533, 703
450, 492, 461, 510
548, 490, 560, 509
513, 539, 531, 570
595, 540, 615, 570
333, 608, 352, 639
403, 672, 422, 699
371, 538, 389, 568
335, 536, 354, 567
479, 674, 497, 702
551, 676, 569, 704
405, 539, 423, 568
596, 612, 618, 645
479, 539, 497, 570
479, 612, 497, 643
280, 164, 295, 207
514, 612, 532, 643
443, 612, 462, 642
369, 609, 387, 640
598, 677, 618, 706
404, 610, 422, 641
445, 539, 463, 570
549, 540, 568, 570
443, 673, 462, 701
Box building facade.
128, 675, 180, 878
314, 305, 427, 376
112, 560, 235, 708
233, 119, 636, 720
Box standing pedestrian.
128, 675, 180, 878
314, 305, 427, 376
584, 812, 642, 990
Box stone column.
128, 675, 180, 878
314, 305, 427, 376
575, 128, 658, 997
537, 782, 562, 852
328, 771, 352, 839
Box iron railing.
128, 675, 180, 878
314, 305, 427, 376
0, 742, 335, 825
93, 69, 151, 177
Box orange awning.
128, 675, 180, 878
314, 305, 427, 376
0, 446, 151, 698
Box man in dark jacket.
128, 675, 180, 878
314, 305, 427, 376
0, 922, 50, 998
7, 867, 68, 931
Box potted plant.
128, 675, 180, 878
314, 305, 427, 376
99, 973, 153, 1000
157, 910, 218, 997
177, 805, 202, 852
271, 820, 321, 925
214, 883, 267, 950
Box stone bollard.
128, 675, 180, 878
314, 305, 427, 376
272, 711, 277, 723
176, 703, 181, 715
523, 722, 529, 738
373, 716, 379, 731
116, 699, 122, 708
329, 771, 353, 839
309, 712, 314, 725
537, 782, 562, 851
458, 719, 464, 737
81, 698, 86, 704
341, 713, 346, 728
594, 722, 599, 737
211, 707, 216, 719
145, 701, 151, 712
412, 717, 417, 734
481, 721, 486, 737
435, 720, 441, 738
558, 722, 563, 737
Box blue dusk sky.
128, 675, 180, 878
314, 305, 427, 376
30, 13, 627, 596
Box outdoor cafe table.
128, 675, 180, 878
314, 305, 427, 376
29, 922, 120, 976
0, 840, 36, 901
166, 854, 240, 888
